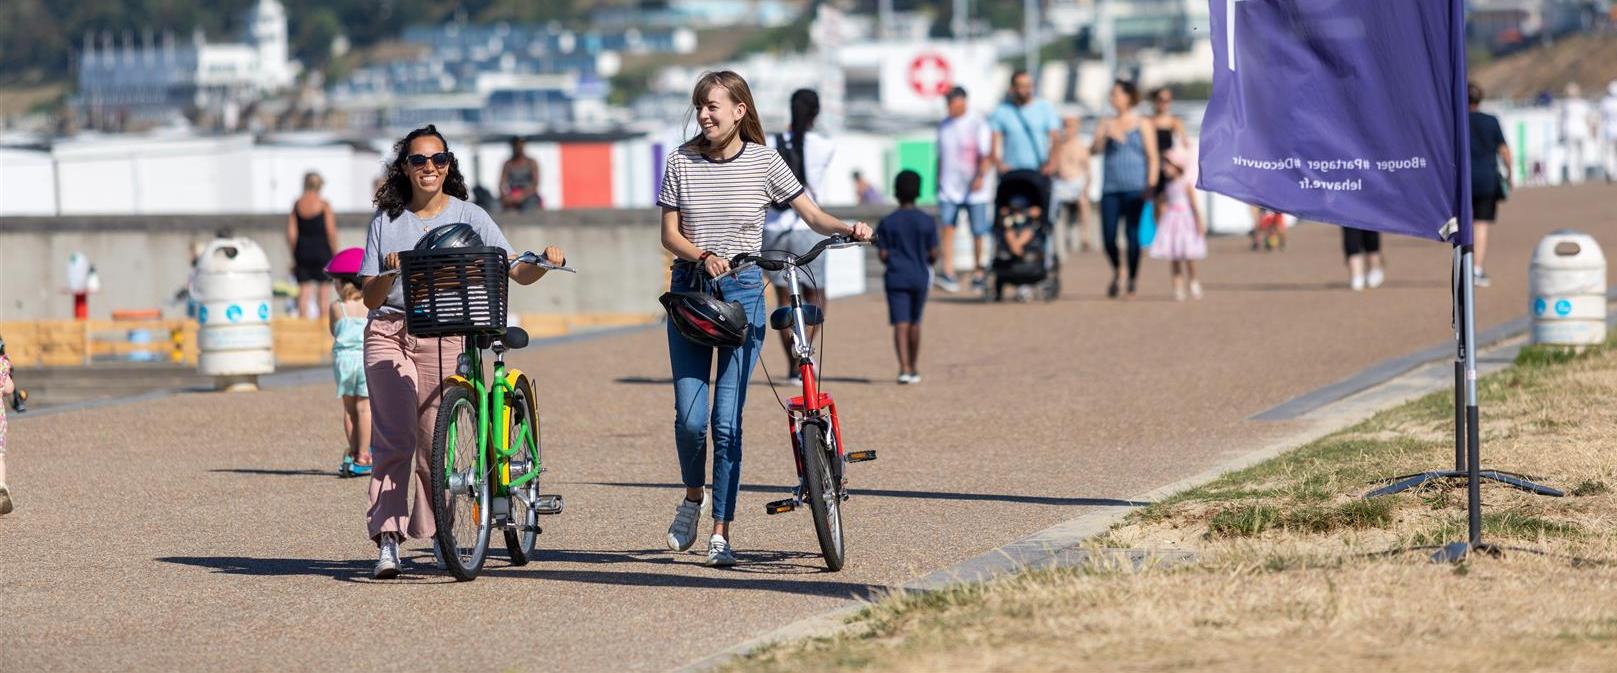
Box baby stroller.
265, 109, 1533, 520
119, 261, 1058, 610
986, 170, 1061, 302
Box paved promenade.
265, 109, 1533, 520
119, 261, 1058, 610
3, 184, 1613, 672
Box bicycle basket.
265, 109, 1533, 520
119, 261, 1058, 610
399, 246, 509, 337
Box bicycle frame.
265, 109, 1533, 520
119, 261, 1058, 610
443, 340, 539, 501
778, 262, 846, 484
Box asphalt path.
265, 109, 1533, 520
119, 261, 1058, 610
3, 184, 1612, 672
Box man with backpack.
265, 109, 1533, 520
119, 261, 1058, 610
764, 89, 835, 385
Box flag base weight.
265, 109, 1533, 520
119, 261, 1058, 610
1430, 541, 1503, 564
1367, 470, 1563, 498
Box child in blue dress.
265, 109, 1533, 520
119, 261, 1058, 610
326, 248, 372, 477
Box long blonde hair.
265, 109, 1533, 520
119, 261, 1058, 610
683, 71, 766, 155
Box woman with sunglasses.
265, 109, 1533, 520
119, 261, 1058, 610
659, 71, 872, 567
357, 124, 564, 579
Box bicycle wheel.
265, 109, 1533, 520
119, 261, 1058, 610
800, 421, 846, 571
503, 374, 541, 565
431, 384, 491, 581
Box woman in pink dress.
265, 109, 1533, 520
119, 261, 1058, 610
1148, 147, 1207, 300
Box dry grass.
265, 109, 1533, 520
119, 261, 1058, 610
727, 341, 1617, 673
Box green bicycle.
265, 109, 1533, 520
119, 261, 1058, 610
401, 247, 572, 581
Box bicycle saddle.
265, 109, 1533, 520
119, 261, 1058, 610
474, 326, 529, 351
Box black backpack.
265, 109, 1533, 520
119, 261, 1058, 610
772, 132, 808, 212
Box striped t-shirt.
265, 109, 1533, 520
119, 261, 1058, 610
657, 141, 805, 258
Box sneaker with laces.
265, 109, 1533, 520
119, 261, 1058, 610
666, 491, 710, 552
1367, 268, 1386, 289
373, 533, 401, 579
705, 534, 737, 567
934, 272, 961, 293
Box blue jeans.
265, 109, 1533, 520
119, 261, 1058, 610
938, 200, 992, 237
1100, 191, 1146, 281
667, 262, 767, 522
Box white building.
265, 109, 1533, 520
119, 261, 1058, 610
75, 0, 301, 130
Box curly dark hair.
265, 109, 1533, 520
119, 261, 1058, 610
373, 124, 470, 219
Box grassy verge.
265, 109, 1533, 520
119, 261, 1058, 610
726, 340, 1617, 673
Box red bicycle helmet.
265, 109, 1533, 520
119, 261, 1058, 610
660, 290, 749, 349
325, 247, 364, 277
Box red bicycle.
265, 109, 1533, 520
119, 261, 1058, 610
723, 234, 876, 571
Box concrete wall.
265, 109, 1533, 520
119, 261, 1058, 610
0, 206, 887, 321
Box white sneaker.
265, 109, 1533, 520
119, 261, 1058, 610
908, 373, 922, 384
1367, 268, 1385, 289
1350, 274, 1366, 292
666, 491, 710, 552
898, 373, 913, 385
705, 534, 737, 567
373, 533, 401, 579
1189, 281, 1204, 300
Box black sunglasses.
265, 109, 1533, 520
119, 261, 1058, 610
405, 152, 453, 168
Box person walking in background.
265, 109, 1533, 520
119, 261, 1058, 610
990, 69, 1061, 176
765, 89, 836, 385
325, 247, 372, 479
934, 85, 994, 292
1149, 87, 1187, 203
1559, 83, 1596, 184
1600, 80, 1617, 182
1148, 147, 1206, 301
500, 136, 543, 211
876, 170, 939, 385
1090, 80, 1160, 300
1052, 114, 1093, 254
853, 170, 885, 205
288, 172, 337, 319
988, 68, 1060, 293
1469, 82, 1512, 287
1343, 227, 1386, 292
657, 71, 872, 567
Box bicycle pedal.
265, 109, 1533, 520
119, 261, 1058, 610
846, 450, 878, 463
764, 499, 797, 515
535, 495, 565, 515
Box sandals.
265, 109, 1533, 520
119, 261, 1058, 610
340, 455, 375, 478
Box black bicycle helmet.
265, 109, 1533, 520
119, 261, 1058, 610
416, 222, 484, 250
660, 290, 748, 349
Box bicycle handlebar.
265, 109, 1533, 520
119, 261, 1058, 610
715, 234, 866, 281
512, 251, 576, 274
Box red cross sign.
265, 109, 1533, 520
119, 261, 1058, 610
908, 52, 952, 97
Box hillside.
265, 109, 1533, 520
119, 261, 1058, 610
1471, 32, 1617, 100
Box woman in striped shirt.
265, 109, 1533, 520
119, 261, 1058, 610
658, 71, 873, 567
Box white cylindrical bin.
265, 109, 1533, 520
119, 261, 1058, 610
193, 237, 276, 390
1529, 229, 1607, 347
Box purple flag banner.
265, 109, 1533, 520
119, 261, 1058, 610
1198, 0, 1473, 244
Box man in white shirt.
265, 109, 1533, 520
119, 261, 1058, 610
1560, 82, 1596, 183
934, 86, 994, 293
1601, 80, 1617, 183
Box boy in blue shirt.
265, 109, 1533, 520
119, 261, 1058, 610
875, 170, 939, 385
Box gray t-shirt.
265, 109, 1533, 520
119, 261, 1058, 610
360, 197, 513, 313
